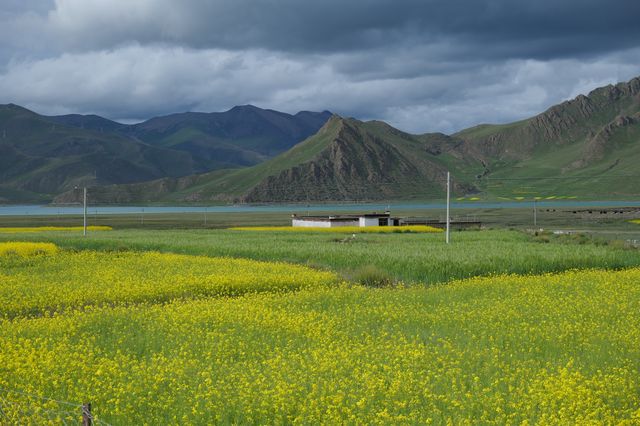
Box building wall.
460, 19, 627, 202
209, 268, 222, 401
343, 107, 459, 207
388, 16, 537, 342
292, 219, 332, 228
292, 219, 359, 227
330, 220, 359, 227
359, 217, 380, 227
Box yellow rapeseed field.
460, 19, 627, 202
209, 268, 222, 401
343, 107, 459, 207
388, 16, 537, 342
630, 219, 640, 224
0, 226, 112, 233
0, 249, 638, 424
230, 225, 443, 233
0, 242, 58, 257
0, 249, 338, 319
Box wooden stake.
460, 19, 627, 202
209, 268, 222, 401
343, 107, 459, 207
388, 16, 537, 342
82, 403, 92, 426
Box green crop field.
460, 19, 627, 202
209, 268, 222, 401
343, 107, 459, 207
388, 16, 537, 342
1, 228, 639, 424
3, 228, 640, 284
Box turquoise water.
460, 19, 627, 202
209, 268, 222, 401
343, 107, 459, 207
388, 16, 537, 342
1, 201, 639, 216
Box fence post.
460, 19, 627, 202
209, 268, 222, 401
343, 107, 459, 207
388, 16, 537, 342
82, 402, 92, 426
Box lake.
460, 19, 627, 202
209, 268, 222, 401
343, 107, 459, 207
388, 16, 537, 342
1, 200, 640, 216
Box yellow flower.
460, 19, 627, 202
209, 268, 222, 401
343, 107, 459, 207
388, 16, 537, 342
0, 242, 58, 257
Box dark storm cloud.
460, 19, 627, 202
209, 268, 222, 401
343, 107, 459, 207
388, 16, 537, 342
43, 0, 640, 59
0, 1, 639, 133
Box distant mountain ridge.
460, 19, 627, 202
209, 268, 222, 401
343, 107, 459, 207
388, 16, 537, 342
449, 76, 640, 197
0, 104, 331, 203
48, 113, 126, 133
3, 76, 640, 204
70, 76, 640, 204
61, 115, 482, 204
122, 105, 332, 166
453, 76, 640, 162
0, 104, 198, 203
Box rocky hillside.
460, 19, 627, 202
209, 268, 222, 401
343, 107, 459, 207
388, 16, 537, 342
455, 77, 640, 163
453, 76, 640, 198
242, 117, 449, 202
7, 76, 640, 204
568, 113, 640, 170
71, 116, 480, 204
90, 76, 640, 203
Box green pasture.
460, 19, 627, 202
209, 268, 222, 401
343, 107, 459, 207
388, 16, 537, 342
2, 228, 640, 284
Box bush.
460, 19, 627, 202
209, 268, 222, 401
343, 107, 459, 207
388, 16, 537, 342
353, 265, 394, 288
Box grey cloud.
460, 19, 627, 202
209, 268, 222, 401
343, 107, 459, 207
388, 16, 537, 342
0, 1, 55, 68
28, 0, 640, 60
2, 43, 638, 134
1, 1, 639, 135
1, 0, 52, 15
0, 46, 336, 121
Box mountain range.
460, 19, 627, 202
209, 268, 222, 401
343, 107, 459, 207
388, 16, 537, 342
2, 76, 639, 204
0, 104, 330, 203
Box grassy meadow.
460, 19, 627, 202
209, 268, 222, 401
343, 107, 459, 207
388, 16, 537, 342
228, 225, 444, 233
3, 227, 640, 284
1, 225, 639, 424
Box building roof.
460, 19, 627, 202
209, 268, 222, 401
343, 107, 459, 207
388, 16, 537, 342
292, 212, 391, 221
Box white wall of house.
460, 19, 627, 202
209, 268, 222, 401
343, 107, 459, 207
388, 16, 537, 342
331, 220, 359, 227
359, 217, 380, 227
293, 216, 387, 228
292, 218, 361, 227
292, 219, 332, 228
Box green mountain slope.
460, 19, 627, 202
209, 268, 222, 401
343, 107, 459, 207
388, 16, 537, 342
47, 113, 126, 133
0, 104, 198, 202
454, 77, 640, 198
7, 76, 640, 204
124, 106, 332, 170
85, 76, 640, 204
0, 105, 332, 203
49, 106, 332, 173
78, 115, 481, 203
455, 77, 639, 159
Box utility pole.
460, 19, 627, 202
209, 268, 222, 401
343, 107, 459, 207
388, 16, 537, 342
83, 187, 87, 237
446, 171, 451, 244
533, 198, 537, 227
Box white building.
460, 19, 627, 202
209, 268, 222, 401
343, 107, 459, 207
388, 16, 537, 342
292, 212, 400, 228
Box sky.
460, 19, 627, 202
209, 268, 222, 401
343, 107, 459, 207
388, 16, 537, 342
1, 0, 639, 134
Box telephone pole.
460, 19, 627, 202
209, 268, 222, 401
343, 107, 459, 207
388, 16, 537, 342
446, 171, 451, 244
83, 187, 87, 237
